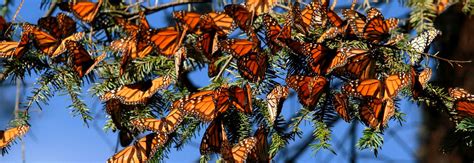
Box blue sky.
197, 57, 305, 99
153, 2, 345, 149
0, 0, 418, 162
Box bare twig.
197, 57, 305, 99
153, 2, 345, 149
351, 0, 357, 10
379, 45, 472, 67
330, 0, 338, 10
275, 4, 291, 10
44, 2, 57, 17
213, 56, 233, 82
12, 0, 25, 21
104, 0, 211, 17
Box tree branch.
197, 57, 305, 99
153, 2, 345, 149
104, 0, 211, 17
44, 2, 57, 17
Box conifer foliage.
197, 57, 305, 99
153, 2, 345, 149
0, 0, 473, 162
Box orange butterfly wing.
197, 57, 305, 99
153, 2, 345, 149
219, 39, 256, 58
228, 137, 257, 162
174, 88, 230, 122
0, 125, 29, 148
200, 12, 235, 37
266, 85, 289, 123
0, 41, 19, 58
70, 0, 103, 23
237, 52, 268, 83
200, 119, 227, 155
149, 27, 181, 57
247, 127, 271, 162
287, 76, 328, 107
107, 133, 168, 163
197, 32, 219, 60
245, 0, 277, 15
449, 88, 474, 117
224, 4, 254, 32
230, 84, 253, 114
334, 93, 351, 122
100, 76, 172, 105
173, 11, 201, 32
57, 13, 77, 38
132, 109, 185, 134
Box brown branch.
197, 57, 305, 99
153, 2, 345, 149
275, 4, 291, 10
12, 0, 25, 21
105, 0, 211, 17
378, 44, 472, 68
422, 53, 471, 67
330, 0, 338, 10
44, 2, 57, 17
213, 55, 233, 82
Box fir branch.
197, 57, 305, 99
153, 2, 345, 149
25, 71, 61, 111
356, 128, 383, 156
310, 121, 335, 154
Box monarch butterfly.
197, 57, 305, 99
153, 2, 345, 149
200, 118, 257, 162
247, 126, 271, 162
0, 125, 29, 149
100, 76, 172, 105
219, 39, 268, 82
245, 0, 277, 15
436, 0, 450, 15
173, 11, 202, 33
149, 27, 182, 57
224, 4, 254, 32
111, 36, 153, 75
230, 84, 253, 114
262, 14, 290, 53
360, 98, 395, 129
301, 2, 321, 27
332, 48, 374, 80
132, 109, 185, 134
359, 101, 380, 129
105, 99, 140, 147
267, 85, 289, 123
0, 16, 12, 40
200, 12, 236, 37
51, 32, 85, 57
118, 129, 135, 147
411, 67, 432, 98
23, 24, 84, 57
174, 46, 187, 77
197, 31, 219, 60
208, 58, 220, 78
334, 93, 351, 122
343, 9, 366, 37
286, 75, 328, 108
221, 137, 257, 162
114, 13, 150, 34
306, 44, 358, 75
174, 85, 252, 122
344, 73, 411, 100
60, 0, 103, 23
237, 52, 268, 83
173, 88, 230, 122
11, 30, 31, 58
219, 39, 257, 57
286, 2, 309, 35
449, 88, 474, 117
408, 29, 441, 64
200, 118, 227, 155
107, 133, 168, 163
0, 41, 19, 58
38, 13, 76, 39
65, 40, 105, 78
363, 8, 398, 44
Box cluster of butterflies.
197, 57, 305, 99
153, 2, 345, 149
0, 0, 472, 162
